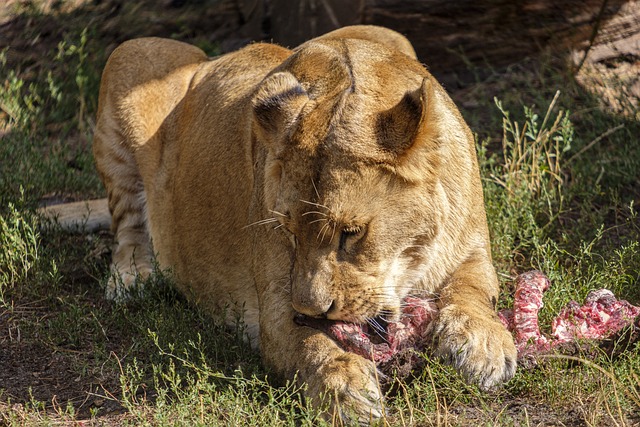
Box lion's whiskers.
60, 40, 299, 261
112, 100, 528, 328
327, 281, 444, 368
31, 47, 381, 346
308, 218, 328, 225
366, 317, 389, 343
330, 220, 337, 243
300, 199, 330, 211
310, 179, 322, 201
302, 210, 328, 218
318, 221, 332, 243
269, 209, 289, 218
243, 217, 279, 229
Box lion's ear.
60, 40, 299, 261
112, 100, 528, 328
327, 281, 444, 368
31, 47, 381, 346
252, 72, 309, 145
377, 78, 429, 153
378, 77, 441, 182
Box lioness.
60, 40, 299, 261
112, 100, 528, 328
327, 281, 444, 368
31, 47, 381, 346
93, 25, 517, 420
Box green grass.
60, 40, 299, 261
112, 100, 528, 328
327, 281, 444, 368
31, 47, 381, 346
1, 1, 639, 426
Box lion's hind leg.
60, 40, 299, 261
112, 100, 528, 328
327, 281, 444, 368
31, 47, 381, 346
93, 38, 207, 300
93, 108, 154, 300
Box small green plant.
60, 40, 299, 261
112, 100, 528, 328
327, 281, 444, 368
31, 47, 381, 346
0, 199, 39, 305
113, 329, 326, 426
0, 49, 44, 131
480, 92, 574, 269
0, 27, 99, 136
52, 27, 97, 130
493, 91, 573, 199
0, 27, 104, 207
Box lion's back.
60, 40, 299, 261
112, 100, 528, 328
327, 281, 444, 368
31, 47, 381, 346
149, 43, 293, 278
94, 39, 292, 315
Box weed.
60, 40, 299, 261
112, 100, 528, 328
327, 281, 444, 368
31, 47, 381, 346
0, 197, 39, 305
480, 92, 574, 271
49, 26, 99, 131
0, 50, 44, 131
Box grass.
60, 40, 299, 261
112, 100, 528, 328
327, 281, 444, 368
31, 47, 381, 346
1, 1, 639, 425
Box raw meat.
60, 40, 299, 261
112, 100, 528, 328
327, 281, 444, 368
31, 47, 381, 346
294, 296, 438, 364
502, 270, 552, 355
501, 271, 640, 357
295, 271, 640, 369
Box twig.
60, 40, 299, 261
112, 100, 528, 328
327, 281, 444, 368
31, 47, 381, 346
425, 364, 442, 427
539, 90, 561, 135
567, 123, 625, 164
573, 0, 610, 75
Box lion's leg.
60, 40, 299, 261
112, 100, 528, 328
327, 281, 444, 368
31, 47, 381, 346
93, 107, 154, 300
431, 253, 517, 389
93, 39, 207, 300
259, 283, 384, 423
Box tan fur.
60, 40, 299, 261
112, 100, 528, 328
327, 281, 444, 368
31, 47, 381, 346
94, 26, 516, 421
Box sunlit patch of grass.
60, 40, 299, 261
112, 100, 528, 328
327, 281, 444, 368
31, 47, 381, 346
471, 75, 640, 425
113, 343, 325, 426
0, 198, 39, 306
479, 91, 573, 271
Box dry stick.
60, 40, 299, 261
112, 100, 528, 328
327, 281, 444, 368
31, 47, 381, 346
538, 92, 562, 189
539, 91, 561, 135
523, 406, 531, 427
611, 381, 625, 427
395, 380, 413, 426
574, 0, 610, 75
370, 345, 389, 427
543, 113, 566, 184
601, 393, 621, 427
566, 123, 625, 164
319, 0, 341, 28
632, 373, 640, 402
425, 364, 442, 427
601, 377, 625, 427
492, 403, 511, 426
200, 394, 204, 424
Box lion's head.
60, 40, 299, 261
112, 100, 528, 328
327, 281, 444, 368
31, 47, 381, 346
251, 38, 468, 326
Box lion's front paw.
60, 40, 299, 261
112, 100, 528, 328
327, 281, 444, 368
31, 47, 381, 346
306, 352, 384, 424
432, 304, 517, 389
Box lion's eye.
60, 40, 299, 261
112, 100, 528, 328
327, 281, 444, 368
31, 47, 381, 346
339, 225, 365, 251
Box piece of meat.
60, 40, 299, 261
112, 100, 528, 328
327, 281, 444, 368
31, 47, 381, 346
551, 289, 640, 342
510, 270, 552, 355
295, 271, 640, 371
294, 314, 388, 361
294, 296, 438, 364
504, 273, 640, 356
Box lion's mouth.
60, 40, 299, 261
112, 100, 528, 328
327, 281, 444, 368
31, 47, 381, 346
293, 296, 439, 363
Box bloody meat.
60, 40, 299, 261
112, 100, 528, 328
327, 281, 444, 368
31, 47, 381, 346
295, 271, 640, 367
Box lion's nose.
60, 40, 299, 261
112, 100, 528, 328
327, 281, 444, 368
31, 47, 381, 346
292, 297, 335, 318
